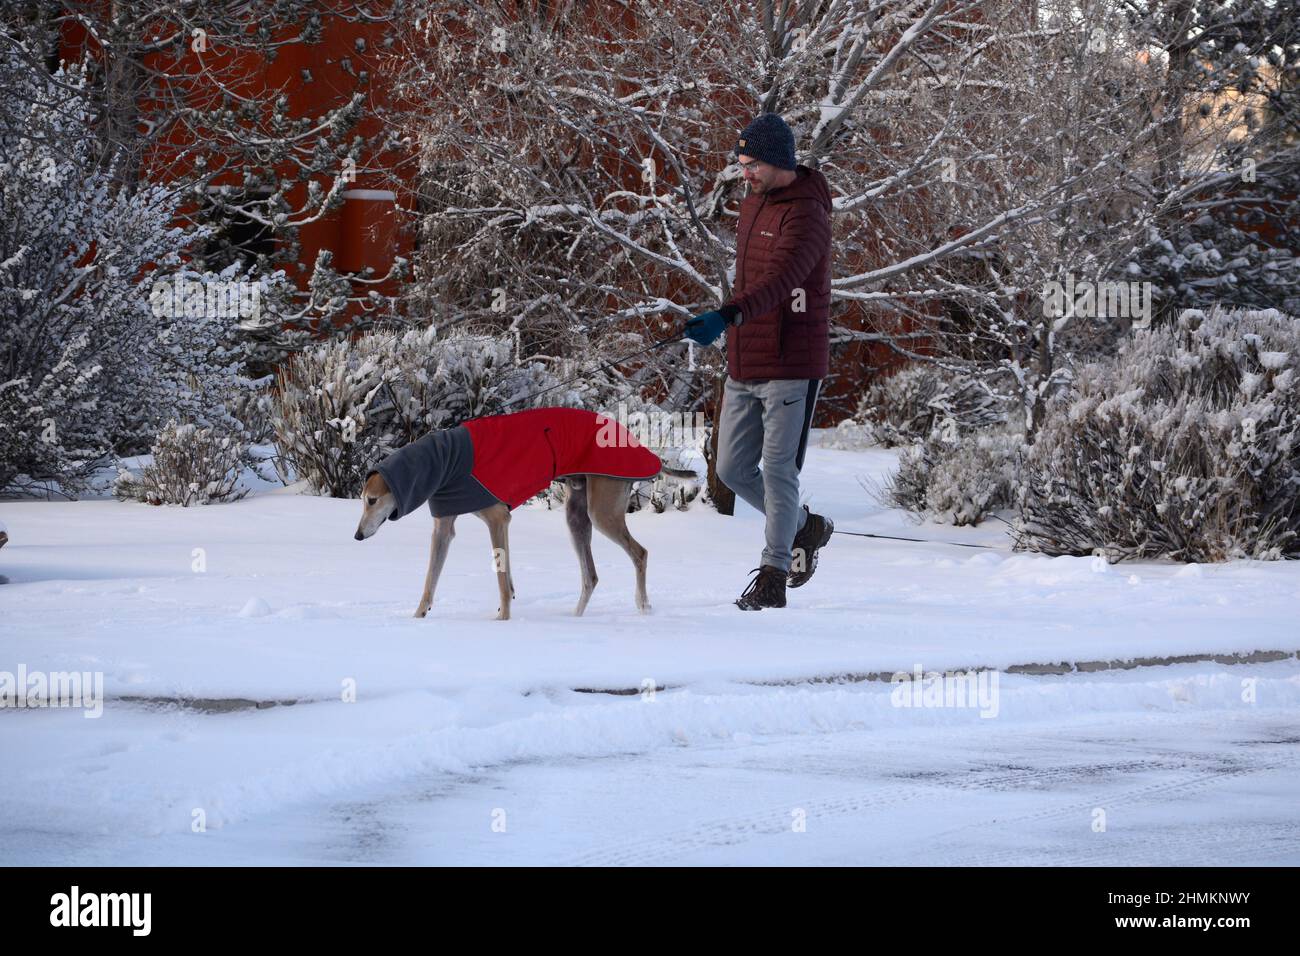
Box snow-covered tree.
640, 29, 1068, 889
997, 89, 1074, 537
0, 52, 268, 496
389, 0, 1195, 477
393, 1, 1006, 411
1121, 0, 1300, 321
3, 1, 414, 350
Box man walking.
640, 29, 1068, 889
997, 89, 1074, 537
683, 112, 834, 610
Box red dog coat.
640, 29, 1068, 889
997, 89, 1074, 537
463, 407, 662, 509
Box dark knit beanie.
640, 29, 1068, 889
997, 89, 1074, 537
732, 113, 797, 171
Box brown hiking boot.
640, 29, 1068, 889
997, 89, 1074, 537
788, 506, 833, 588
735, 565, 787, 610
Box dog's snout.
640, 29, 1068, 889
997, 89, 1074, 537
354, 530, 364, 541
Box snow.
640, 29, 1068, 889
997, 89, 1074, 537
2, 434, 1298, 865
1260, 351, 1289, 371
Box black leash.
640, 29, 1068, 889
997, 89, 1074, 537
832, 510, 1015, 549
500, 333, 684, 409
832, 529, 999, 550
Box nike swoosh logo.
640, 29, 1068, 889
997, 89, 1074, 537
782, 398, 802, 405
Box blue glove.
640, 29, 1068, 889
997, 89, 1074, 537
683, 305, 740, 346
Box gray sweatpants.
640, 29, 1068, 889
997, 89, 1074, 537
716, 376, 821, 573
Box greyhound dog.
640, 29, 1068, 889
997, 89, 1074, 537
353, 407, 694, 621
356, 472, 660, 620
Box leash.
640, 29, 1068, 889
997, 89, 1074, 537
831, 511, 1015, 550
832, 529, 999, 550
500, 333, 684, 409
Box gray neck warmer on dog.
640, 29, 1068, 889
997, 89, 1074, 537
371, 425, 501, 520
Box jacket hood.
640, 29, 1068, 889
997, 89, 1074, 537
373, 428, 457, 520
766, 164, 831, 211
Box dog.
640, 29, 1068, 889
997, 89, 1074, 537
354, 407, 695, 620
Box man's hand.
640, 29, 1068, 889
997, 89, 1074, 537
683, 304, 742, 346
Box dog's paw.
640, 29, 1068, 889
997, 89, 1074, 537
414, 605, 429, 619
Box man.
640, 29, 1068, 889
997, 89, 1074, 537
683, 112, 834, 611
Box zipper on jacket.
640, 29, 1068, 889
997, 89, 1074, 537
737, 194, 768, 379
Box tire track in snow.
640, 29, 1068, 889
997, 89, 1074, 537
928, 748, 1300, 866
564, 742, 1300, 866
563, 759, 1184, 866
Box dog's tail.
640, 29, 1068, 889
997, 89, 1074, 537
659, 466, 699, 481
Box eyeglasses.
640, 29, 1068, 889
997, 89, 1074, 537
737, 158, 764, 171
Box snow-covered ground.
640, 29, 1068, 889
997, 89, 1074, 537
2, 434, 1298, 865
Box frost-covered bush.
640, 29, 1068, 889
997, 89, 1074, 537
821, 418, 876, 451
0, 54, 270, 497
1018, 306, 1300, 561
538, 467, 702, 515
229, 385, 277, 446
881, 425, 1023, 526
592, 390, 704, 514
114, 421, 248, 506
272, 322, 701, 507
848, 364, 1004, 448
270, 326, 574, 497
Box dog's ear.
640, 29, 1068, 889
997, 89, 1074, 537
363, 470, 390, 498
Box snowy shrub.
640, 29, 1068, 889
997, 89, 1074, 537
229, 385, 277, 447
849, 364, 1004, 448
1018, 306, 1300, 561
646, 472, 703, 512
0, 55, 272, 497
270, 326, 573, 498
821, 418, 876, 451
881, 425, 1023, 526
591, 388, 704, 514
272, 321, 700, 507
540, 468, 701, 515
114, 421, 248, 507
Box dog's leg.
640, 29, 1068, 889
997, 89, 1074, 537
565, 477, 597, 616
475, 503, 513, 620
415, 515, 457, 618
587, 476, 650, 613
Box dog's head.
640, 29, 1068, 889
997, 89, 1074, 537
354, 471, 396, 541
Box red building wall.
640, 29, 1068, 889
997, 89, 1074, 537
57, 2, 416, 309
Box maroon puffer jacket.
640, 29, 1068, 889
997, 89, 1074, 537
724, 164, 832, 380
